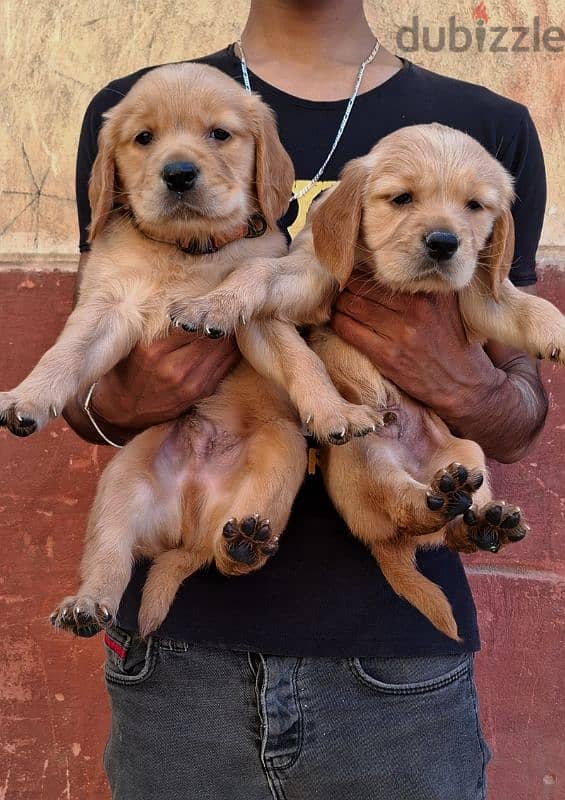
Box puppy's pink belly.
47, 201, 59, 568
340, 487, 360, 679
369, 399, 451, 482
154, 415, 246, 492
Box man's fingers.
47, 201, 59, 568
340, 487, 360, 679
341, 274, 406, 310
331, 311, 390, 348
331, 297, 396, 340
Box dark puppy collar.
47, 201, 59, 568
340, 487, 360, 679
131, 212, 267, 255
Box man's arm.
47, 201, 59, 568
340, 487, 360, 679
332, 282, 547, 464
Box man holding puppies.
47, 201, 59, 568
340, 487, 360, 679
65, 1, 547, 798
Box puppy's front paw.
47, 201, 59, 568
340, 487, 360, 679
537, 342, 565, 365
302, 401, 387, 446
426, 462, 484, 520
50, 595, 114, 638
0, 393, 54, 438
169, 290, 249, 339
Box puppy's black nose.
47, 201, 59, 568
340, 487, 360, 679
424, 231, 459, 262
162, 161, 199, 193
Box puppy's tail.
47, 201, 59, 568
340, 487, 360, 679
137, 549, 202, 638
373, 541, 461, 642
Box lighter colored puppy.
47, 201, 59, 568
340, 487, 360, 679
176, 124, 565, 641
0, 63, 382, 637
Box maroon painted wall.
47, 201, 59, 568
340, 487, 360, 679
0, 267, 563, 799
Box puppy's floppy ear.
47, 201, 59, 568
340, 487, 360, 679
88, 115, 117, 242
310, 158, 366, 289
479, 209, 515, 300
251, 100, 295, 229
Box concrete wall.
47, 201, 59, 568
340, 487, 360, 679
1, 0, 564, 257
0, 2, 564, 798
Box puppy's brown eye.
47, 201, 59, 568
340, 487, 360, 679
210, 128, 231, 141
135, 131, 153, 146
467, 200, 483, 211
392, 193, 412, 206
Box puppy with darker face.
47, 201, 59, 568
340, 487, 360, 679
178, 124, 564, 640
0, 63, 382, 637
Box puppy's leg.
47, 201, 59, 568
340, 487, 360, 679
0, 296, 145, 437
211, 419, 307, 577
50, 423, 188, 637
137, 416, 307, 636
169, 245, 334, 335
461, 278, 565, 364
237, 320, 385, 444
423, 436, 528, 555
321, 443, 462, 640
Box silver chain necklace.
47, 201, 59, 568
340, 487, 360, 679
236, 38, 380, 201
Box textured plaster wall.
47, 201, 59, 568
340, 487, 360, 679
0, 0, 564, 257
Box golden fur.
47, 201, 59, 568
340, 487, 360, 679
179, 124, 565, 640
0, 63, 381, 637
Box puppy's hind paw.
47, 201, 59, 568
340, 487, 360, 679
220, 514, 279, 575
452, 501, 528, 554
426, 462, 484, 520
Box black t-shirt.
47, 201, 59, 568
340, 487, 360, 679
75, 46, 546, 657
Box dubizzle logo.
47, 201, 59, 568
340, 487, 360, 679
396, 3, 564, 53
472, 2, 489, 26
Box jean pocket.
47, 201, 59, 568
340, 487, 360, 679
350, 653, 471, 695
104, 626, 158, 686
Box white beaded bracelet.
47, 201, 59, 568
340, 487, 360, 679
83, 382, 124, 449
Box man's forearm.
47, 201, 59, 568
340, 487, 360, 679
62, 392, 134, 446
432, 351, 547, 464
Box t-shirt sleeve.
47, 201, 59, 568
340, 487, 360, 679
75, 91, 109, 252
501, 110, 547, 286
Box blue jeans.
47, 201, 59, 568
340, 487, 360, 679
103, 627, 491, 799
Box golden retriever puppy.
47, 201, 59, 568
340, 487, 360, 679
175, 124, 565, 641
0, 63, 382, 637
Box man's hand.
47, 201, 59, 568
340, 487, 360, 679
332, 275, 500, 413
331, 274, 547, 463
63, 331, 240, 445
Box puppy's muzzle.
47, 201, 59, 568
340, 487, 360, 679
424, 231, 459, 262
162, 161, 199, 193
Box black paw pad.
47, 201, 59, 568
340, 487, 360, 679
463, 508, 477, 526
462, 502, 527, 553
13, 416, 37, 436
328, 428, 348, 445
439, 474, 455, 493
354, 425, 376, 438
428, 463, 485, 522
204, 325, 224, 339
467, 472, 484, 491
471, 527, 501, 553
507, 528, 527, 542
485, 505, 503, 525
453, 464, 469, 483
447, 491, 472, 517
500, 510, 521, 529
228, 541, 256, 565
426, 494, 445, 511
224, 515, 278, 567
223, 520, 238, 540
